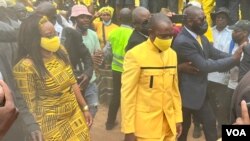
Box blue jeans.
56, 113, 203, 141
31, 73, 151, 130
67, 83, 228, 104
84, 82, 99, 118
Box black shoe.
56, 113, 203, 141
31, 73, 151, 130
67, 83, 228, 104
105, 122, 117, 130
193, 124, 202, 138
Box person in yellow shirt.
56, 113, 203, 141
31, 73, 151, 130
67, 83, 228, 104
121, 13, 182, 141
93, 6, 119, 49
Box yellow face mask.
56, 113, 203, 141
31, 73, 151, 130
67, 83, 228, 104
153, 37, 173, 51
40, 36, 60, 52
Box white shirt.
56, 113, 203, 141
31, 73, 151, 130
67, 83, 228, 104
208, 26, 232, 85
185, 26, 204, 49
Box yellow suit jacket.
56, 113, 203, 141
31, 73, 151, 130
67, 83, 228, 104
121, 39, 183, 138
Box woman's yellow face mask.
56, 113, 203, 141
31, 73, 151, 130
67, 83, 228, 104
39, 18, 60, 52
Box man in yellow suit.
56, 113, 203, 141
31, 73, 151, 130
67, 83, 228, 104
121, 13, 183, 141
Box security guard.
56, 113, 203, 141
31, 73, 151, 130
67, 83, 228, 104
105, 8, 133, 130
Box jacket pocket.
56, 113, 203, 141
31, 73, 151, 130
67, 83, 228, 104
149, 76, 153, 88
140, 71, 162, 89
137, 71, 163, 112
165, 70, 176, 85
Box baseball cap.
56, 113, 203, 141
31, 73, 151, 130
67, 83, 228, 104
70, 5, 92, 18
229, 20, 250, 33
211, 7, 230, 22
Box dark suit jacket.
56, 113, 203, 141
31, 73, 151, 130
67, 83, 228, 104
172, 27, 237, 110
61, 27, 93, 79
125, 30, 147, 52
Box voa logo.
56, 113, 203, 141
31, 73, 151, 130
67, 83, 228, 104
226, 129, 246, 136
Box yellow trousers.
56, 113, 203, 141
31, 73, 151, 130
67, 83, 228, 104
137, 135, 176, 141
137, 116, 176, 141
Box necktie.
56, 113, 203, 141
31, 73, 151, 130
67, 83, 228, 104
196, 36, 203, 49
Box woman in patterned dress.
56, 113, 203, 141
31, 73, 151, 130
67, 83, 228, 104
12, 13, 92, 141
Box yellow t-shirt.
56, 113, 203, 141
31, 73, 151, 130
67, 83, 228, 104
93, 21, 119, 49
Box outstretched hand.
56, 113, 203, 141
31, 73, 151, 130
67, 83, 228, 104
233, 41, 248, 61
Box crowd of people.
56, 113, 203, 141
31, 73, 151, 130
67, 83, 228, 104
0, 0, 250, 141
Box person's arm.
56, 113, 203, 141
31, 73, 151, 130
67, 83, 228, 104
121, 51, 140, 141
92, 33, 104, 67
177, 62, 199, 74
73, 29, 93, 88
208, 45, 231, 60
103, 41, 113, 65
0, 22, 18, 42
61, 28, 93, 89
13, 60, 37, 113
12, 60, 43, 141
90, 11, 101, 24
73, 42, 94, 90
174, 41, 241, 73
80, 44, 93, 80
72, 83, 93, 127
0, 80, 18, 140
172, 53, 183, 138
207, 36, 231, 60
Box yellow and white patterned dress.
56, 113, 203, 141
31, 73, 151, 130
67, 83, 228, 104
13, 55, 90, 141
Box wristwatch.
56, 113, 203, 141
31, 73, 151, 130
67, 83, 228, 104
82, 105, 89, 112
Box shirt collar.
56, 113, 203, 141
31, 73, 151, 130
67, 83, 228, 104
184, 26, 198, 39
212, 26, 232, 32
136, 30, 148, 39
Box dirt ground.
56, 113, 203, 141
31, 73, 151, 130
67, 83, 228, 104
90, 104, 206, 141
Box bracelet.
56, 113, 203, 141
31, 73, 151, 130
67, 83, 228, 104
82, 105, 89, 112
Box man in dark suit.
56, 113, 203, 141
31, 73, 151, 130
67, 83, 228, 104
125, 6, 150, 52
172, 6, 243, 141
